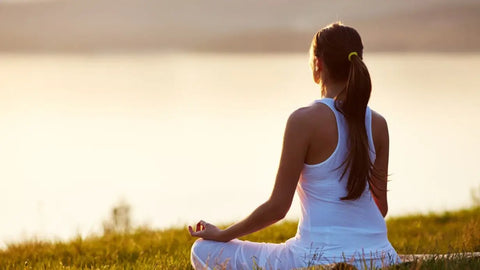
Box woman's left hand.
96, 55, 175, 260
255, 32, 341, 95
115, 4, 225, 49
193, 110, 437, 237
188, 220, 230, 242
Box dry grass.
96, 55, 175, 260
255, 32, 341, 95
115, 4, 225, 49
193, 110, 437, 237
0, 208, 479, 269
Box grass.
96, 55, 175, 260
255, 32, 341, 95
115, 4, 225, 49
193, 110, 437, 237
0, 207, 479, 269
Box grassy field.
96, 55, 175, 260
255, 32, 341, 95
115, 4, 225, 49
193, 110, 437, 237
0, 207, 479, 269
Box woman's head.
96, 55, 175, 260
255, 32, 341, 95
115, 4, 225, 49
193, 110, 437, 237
310, 23, 376, 201
310, 23, 366, 93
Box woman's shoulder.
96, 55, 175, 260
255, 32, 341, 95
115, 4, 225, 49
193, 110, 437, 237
286, 102, 336, 133
289, 102, 334, 122
370, 109, 388, 133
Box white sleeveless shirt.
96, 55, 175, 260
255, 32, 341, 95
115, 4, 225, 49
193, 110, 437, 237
285, 98, 400, 266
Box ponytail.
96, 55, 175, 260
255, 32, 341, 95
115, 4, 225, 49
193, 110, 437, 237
312, 23, 381, 200
336, 52, 372, 200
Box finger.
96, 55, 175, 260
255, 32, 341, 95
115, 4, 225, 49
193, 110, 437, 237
197, 220, 207, 232
189, 225, 199, 236
189, 227, 204, 238
196, 222, 202, 232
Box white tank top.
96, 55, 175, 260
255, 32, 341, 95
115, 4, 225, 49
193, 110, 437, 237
289, 97, 396, 260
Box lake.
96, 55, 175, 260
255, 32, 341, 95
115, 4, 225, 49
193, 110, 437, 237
0, 52, 479, 248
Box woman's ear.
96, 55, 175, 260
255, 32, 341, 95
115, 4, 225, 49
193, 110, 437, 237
314, 56, 323, 72
313, 56, 323, 84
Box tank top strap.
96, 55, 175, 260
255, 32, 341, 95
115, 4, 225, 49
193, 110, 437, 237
315, 98, 334, 111
315, 98, 341, 118
315, 98, 346, 142
314, 98, 376, 161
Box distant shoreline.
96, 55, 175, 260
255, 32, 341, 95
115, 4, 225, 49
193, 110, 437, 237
1, 0, 478, 53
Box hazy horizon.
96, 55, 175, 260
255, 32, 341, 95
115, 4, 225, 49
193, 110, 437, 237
0, 0, 479, 53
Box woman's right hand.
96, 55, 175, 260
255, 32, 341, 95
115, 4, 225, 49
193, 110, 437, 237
188, 220, 230, 242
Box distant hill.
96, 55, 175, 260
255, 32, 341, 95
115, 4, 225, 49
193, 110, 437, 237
0, 0, 479, 53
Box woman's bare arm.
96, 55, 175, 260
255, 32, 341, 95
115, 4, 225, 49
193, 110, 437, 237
370, 111, 389, 217
189, 108, 311, 242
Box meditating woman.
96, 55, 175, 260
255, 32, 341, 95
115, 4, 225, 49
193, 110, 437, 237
188, 22, 401, 269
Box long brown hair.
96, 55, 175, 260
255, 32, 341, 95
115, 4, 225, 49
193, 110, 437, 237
311, 22, 374, 200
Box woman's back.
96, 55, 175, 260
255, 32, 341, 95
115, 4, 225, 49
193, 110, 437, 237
286, 98, 398, 267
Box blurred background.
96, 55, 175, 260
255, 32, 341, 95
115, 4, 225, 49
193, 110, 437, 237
0, 0, 479, 248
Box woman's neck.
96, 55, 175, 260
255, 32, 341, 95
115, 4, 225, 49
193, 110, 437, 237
322, 81, 346, 99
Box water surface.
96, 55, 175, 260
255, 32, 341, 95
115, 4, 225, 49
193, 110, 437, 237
0, 52, 479, 247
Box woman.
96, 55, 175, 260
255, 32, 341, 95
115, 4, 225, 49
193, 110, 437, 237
188, 22, 401, 269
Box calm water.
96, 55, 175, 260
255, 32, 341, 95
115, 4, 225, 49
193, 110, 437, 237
0, 52, 479, 247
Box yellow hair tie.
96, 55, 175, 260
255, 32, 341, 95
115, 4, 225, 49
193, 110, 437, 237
348, 52, 358, 62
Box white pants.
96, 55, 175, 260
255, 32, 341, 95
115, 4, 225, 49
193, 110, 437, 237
191, 238, 401, 270
191, 238, 300, 270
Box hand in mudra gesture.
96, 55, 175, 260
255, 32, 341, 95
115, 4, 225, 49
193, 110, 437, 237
188, 220, 228, 242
